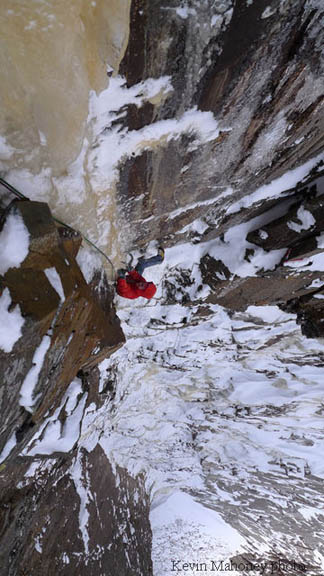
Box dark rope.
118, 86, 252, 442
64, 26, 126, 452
0, 176, 116, 276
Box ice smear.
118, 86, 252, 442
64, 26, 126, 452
0, 211, 30, 275
44, 267, 65, 301
0, 134, 14, 160
19, 334, 52, 412
70, 452, 90, 555
0, 288, 25, 353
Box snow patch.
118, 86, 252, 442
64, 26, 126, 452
0, 288, 25, 353
176, 6, 197, 19
0, 211, 30, 275
44, 267, 65, 301
287, 206, 315, 233
76, 245, 102, 283
0, 431, 17, 464
89, 74, 219, 189
70, 453, 91, 555
24, 378, 87, 455
261, 6, 276, 19
151, 491, 246, 576
19, 334, 52, 412
299, 506, 324, 521
284, 252, 324, 272
227, 154, 324, 214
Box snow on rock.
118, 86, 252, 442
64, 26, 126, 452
0, 287, 25, 353
89, 74, 219, 190
76, 245, 103, 283
0, 210, 30, 275
287, 206, 316, 233
91, 267, 324, 570
227, 153, 324, 214
44, 267, 65, 301
23, 378, 87, 456
284, 251, 324, 272
0, 431, 17, 464
19, 334, 52, 413
70, 451, 91, 555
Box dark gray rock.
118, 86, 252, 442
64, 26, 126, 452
0, 445, 152, 576
200, 253, 231, 290
118, 0, 324, 247
247, 194, 324, 250
206, 266, 324, 311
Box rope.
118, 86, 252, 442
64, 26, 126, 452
0, 176, 116, 276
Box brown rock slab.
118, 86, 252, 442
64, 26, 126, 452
0, 200, 124, 451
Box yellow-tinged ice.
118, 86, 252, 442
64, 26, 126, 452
0, 0, 130, 174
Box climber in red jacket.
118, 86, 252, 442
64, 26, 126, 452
116, 247, 165, 300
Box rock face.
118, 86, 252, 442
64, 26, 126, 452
0, 446, 152, 576
247, 194, 324, 251
0, 200, 124, 445
0, 200, 152, 575
117, 0, 324, 248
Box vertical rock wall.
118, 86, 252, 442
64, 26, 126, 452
118, 0, 324, 247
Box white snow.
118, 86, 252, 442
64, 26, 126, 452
261, 6, 276, 19
168, 196, 219, 220
227, 153, 324, 214
259, 229, 269, 240
0, 288, 25, 353
175, 6, 197, 19
0, 211, 30, 275
76, 245, 103, 283
284, 251, 324, 272
89, 75, 219, 190
24, 378, 87, 455
19, 334, 52, 413
44, 267, 65, 301
299, 506, 324, 521
287, 206, 315, 233
151, 491, 246, 576
317, 233, 324, 249
0, 431, 17, 464
70, 452, 91, 555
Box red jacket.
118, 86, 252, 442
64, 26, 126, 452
116, 270, 157, 300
